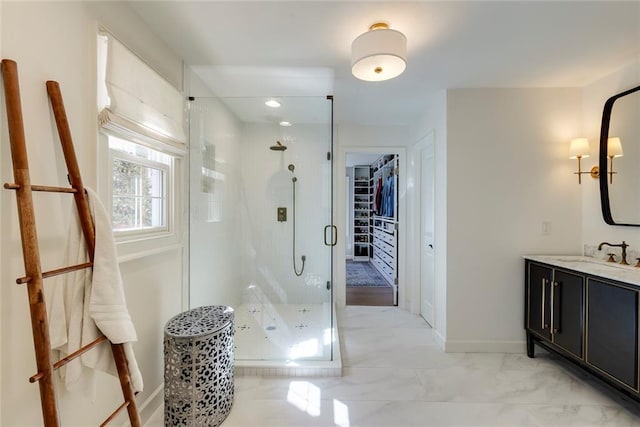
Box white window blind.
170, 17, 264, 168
97, 32, 186, 148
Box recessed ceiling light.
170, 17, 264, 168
279, 121, 292, 127
265, 99, 281, 108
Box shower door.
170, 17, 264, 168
188, 96, 334, 362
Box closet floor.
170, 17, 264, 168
346, 261, 394, 306
346, 286, 394, 306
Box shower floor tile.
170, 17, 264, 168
234, 303, 332, 362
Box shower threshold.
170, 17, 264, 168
234, 303, 342, 377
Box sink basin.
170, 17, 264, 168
525, 255, 640, 286
562, 259, 631, 272
548, 256, 635, 270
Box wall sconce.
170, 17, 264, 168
607, 137, 623, 184
569, 138, 599, 184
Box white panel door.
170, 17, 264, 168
420, 137, 435, 326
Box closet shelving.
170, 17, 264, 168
352, 166, 371, 261
349, 154, 398, 301
369, 154, 398, 288
372, 217, 396, 286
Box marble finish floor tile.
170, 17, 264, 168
224, 400, 537, 427
236, 367, 426, 402
343, 401, 537, 426
415, 365, 618, 406
526, 404, 640, 427
146, 306, 640, 427
336, 306, 429, 329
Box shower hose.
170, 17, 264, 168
292, 177, 306, 276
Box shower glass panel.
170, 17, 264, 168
188, 96, 334, 362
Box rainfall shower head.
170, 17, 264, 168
270, 141, 287, 151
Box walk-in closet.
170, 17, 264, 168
345, 153, 399, 306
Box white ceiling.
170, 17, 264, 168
130, 1, 640, 126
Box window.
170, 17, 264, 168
97, 29, 185, 255
109, 135, 171, 234
101, 132, 180, 246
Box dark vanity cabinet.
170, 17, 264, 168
525, 259, 640, 400
587, 279, 638, 389
527, 263, 552, 340
552, 270, 585, 358
525, 262, 583, 359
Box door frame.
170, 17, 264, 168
335, 145, 407, 309
407, 131, 437, 319
417, 133, 435, 325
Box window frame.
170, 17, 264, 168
108, 142, 171, 238
98, 129, 184, 257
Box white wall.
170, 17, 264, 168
240, 123, 333, 305
412, 77, 640, 353
335, 124, 409, 308
582, 61, 640, 249
188, 95, 245, 309
1, 2, 184, 425
445, 88, 583, 352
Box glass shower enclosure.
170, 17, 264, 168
188, 96, 334, 363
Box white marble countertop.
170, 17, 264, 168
524, 255, 640, 287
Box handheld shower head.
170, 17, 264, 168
270, 141, 287, 151
288, 164, 295, 173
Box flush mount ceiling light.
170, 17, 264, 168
351, 22, 407, 82
279, 121, 292, 127
265, 99, 281, 108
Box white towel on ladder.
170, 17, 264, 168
48, 188, 143, 394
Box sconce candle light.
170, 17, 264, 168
607, 137, 623, 184
569, 138, 599, 184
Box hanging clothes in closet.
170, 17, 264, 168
373, 168, 394, 218
381, 174, 394, 217
374, 175, 383, 215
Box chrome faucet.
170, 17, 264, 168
598, 241, 630, 265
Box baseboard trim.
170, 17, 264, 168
433, 329, 446, 351
444, 340, 525, 353
133, 382, 164, 426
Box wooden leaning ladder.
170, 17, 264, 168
2, 59, 141, 427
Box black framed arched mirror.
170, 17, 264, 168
600, 84, 640, 226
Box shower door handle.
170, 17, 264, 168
324, 225, 337, 246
